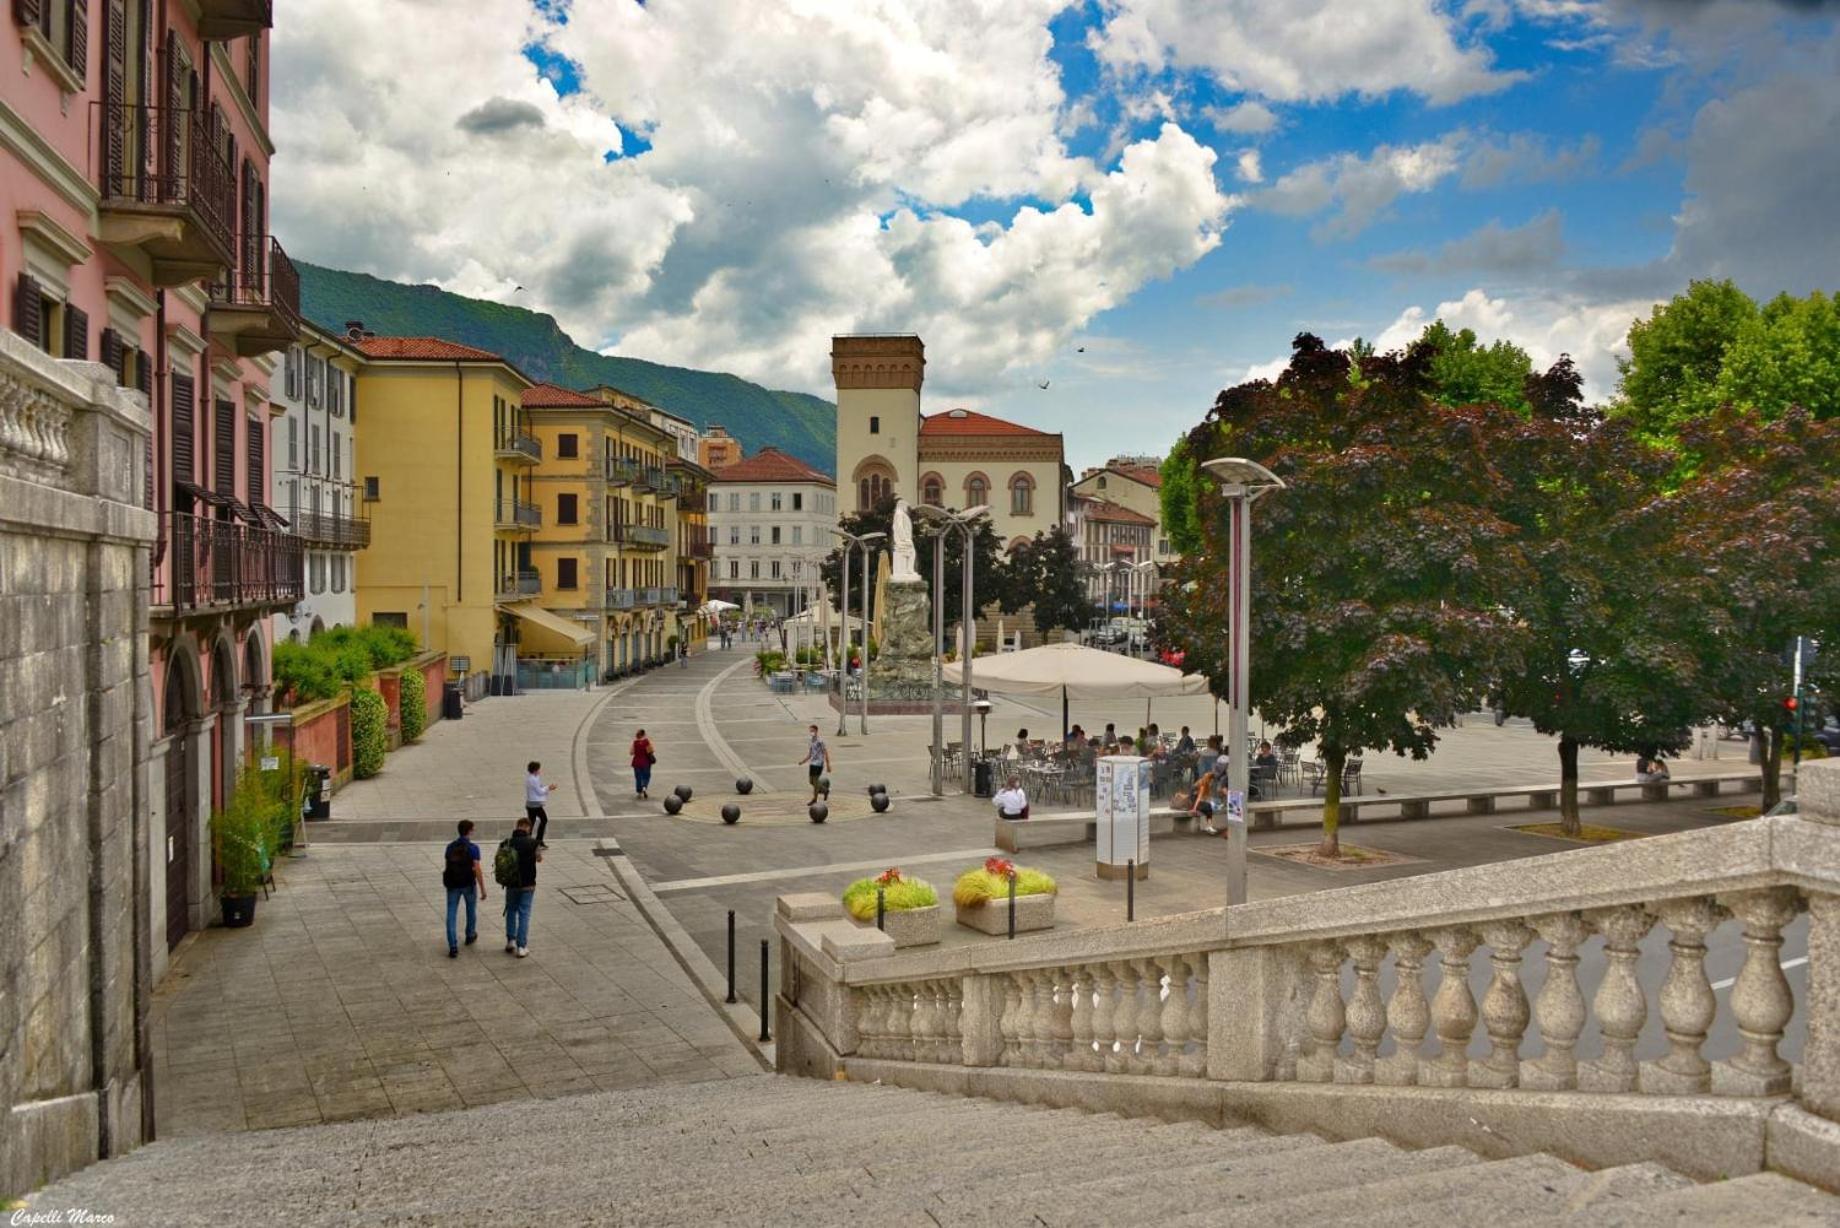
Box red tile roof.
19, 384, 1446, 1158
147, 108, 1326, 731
1081, 499, 1156, 526
710, 447, 835, 486
355, 336, 506, 362
1116, 464, 1163, 489
523, 382, 603, 408
920, 408, 1052, 437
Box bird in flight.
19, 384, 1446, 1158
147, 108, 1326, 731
1036, 380, 1051, 390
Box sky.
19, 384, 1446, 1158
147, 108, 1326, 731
271, 0, 1840, 470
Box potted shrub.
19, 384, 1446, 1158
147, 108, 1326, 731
399, 666, 427, 743
954, 857, 1057, 935
842, 868, 942, 948
350, 687, 388, 779
213, 768, 279, 928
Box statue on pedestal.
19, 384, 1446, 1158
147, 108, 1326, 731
891, 498, 921, 583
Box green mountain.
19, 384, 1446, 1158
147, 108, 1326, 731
296, 261, 836, 473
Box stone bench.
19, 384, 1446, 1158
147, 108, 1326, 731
994, 809, 1183, 853
1248, 771, 1762, 829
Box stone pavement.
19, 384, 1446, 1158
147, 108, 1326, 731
150, 834, 761, 1138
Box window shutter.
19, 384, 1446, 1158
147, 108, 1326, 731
102, 0, 126, 187
64, 304, 89, 361
66, 0, 88, 75
213, 398, 235, 496
15, 0, 44, 29
162, 33, 181, 188
247, 414, 264, 506
134, 351, 152, 396
144, 433, 153, 509
14, 273, 42, 348
99, 326, 123, 379
171, 371, 195, 492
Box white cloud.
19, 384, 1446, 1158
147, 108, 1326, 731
1235, 149, 1264, 183
1202, 99, 1280, 134
1460, 132, 1601, 188
1370, 210, 1566, 275
272, 0, 1234, 398
1243, 355, 1291, 382
1091, 0, 1525, 104
1260, 133, 1467, 239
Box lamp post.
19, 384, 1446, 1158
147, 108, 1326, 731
1131, 559, 1158, 655
831, 528, 885, 736
914, 504, 988, 795
1200, 456, 1285, 908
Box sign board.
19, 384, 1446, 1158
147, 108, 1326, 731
450, 656, 471, 673
259, 756, 280, 772
1226, 789, 1245, 827
1095, 755, 1151, 878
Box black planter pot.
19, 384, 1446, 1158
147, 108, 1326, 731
221, 894, 258, 928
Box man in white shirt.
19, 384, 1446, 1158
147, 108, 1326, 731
993, 776, 1029, 821
525, 760, 557, 848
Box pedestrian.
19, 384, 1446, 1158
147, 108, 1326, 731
1102, 723, 1119, 750
441, 819, 486, 957
993, 775, 1030, 821
798, 723, 832, 803
525, 760, 557, 848
678, 641, 688, 668
631, 728, 657, 799
500, 815, 541, 957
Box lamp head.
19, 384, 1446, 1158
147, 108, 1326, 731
1201, 456, 1285, 499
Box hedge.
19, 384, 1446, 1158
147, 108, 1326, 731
273, 624, 420, 703
399, 666, 427, 743
351, 688, 388, 779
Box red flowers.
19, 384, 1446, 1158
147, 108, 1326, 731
984, 856, 1016, 880
874, 867, 904, 886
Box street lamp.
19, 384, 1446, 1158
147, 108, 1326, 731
1200, 456, 1285, 908
830, 527, 886, 736
914, 503, 988, 795
1130, 559, 1158, 653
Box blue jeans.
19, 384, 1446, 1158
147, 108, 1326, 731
445, 884, 477, 950
634, 764, 653, 793
504, 886, 534, 948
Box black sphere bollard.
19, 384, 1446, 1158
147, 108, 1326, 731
674, 784, 693, 801
758, 940, 772, 1041
870, 792, 891, 814
721, 803, 741, 824
663, 794, 684, 815
725, 910, 737, 1004
867, 784, 887, 796
809, 802, 829, 824
735, 778, 754, 795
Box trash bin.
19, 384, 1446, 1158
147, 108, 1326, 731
973, 758, 994, 798
305, 764, 332, 820
443, 680, 464, 721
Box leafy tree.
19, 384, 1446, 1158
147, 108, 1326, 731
1615, 279, 1758, 438
1714, 291, 1840, 423
1159, 438, 1204, 556
1160, 335, 1532, 856
999, 527, 1090, 638
818, 494, 1005, 635
1416, 320, 1533, 412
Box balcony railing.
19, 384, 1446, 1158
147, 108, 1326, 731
496, 432, 541, 463
637, 587, 663, 606
95, 103, 235, 285
687, 536, 715, 559
644, 466, 671, 496
495, 499, 541, 530
605, 588, 635, 609
660, 586, 679, 605
290, 509, 371, 550
209, 235, 302, 356
612, 522, 670, 549
496, 570, 541, 599
153, 510, 302, 612
607, 457, 639, 487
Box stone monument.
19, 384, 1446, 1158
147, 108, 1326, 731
876, 500, 934, 690
891, 498, 921, 581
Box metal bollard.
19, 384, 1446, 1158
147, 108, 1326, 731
1008, 874, 1017, 940
1127, 859, 1135, 922
725, 910, 737, 1004
758, 939, 772, 1042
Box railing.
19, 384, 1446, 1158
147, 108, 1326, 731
209, 235, 302, 336
495, 498, 541, 528
497, 432, 541, 462
496, 570, 541, 598
607, 457, 639, 486
153, 510, 302, 611
644, 466, 669, 494
605, 587, 635, 609
777, 792, 1840, 1181
612, 522, 670, 548
95, 103, 235, 264
660, 585, 679, 605
687, 535, 715, 559
637, 586, 663, 606
290, 509, 371, 549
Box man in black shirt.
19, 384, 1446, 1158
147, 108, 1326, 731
505, 815, 542, 957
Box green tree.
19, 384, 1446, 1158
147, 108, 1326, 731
818, 494, 1005, 632
350, 688, 388, 780
1714, 291, 1840, 423
1415, 320, 1533, 412
999, 527, 1090, 637
1615, 279, 1758, 438
1159, 438, 1204, 556
1160, 335, 1532, 857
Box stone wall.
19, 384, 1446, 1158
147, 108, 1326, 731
0, 334, 157, 1198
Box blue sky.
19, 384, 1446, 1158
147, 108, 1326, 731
273, 1, 1840, 469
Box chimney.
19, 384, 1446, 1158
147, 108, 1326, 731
344, 320, 365, 342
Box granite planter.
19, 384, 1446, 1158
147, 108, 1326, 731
956, 892, 1055, 936
878, 903, 943, 948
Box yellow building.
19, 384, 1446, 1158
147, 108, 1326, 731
669, 457, 715, 652
351, 336, 591, 696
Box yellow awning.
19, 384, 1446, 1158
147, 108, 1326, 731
498, 602, 595, 647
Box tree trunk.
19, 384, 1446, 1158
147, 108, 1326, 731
1319, 746, 1345, 859
1558, 733, 1581, 838
1761, 728, 1783, 812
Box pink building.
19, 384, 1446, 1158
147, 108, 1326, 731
3, 0, 299, 967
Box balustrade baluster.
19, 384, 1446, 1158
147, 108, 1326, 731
943, 982, 964, 1065
857, 987, 884, 1060
999, 975, 1024, 1067
1092, 966, 1118, 1073
1182, 959, 1208, 1078
1297, 942, 1346, 1083
886, 984, 915, 1060
1157, 956, 1188, 1077
1133, 959, 1164, 1075
1421, 928, 1480, 1088
1714, 888, 1800, 1096
1108, 962, 1140, 1074
1051, 970, 1076, 1070
1021, 972, 1050, 1067
1641, 898, 1725, 1094
1471, 921, 1534, 1088
1522, 912, 1592, 1091
910, 982, 939, 1062
1335, 936, 1388, 1084
1068, 968, 1097, 1071
1376, 933, 1433, 1086
1580, 906, 1654, 1093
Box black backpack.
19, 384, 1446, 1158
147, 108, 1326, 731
442, 839, 474, 889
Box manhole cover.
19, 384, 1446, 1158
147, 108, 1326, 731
561, 884, 627, 905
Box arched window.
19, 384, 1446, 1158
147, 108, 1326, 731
852, 458, 897, 511
920, 473, 944, 507
1009, 472, 1034, 516
965, 472, 989, 509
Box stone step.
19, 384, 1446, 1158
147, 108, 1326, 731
1310, 1161, 1693, 1227
1517, 1171, 1840, 1226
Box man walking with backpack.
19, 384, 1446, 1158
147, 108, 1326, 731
496, 815, 542, 957
442, 820, 487, 957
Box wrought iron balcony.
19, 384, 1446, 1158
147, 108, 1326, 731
94, 103, 236, 286
637, 587, 663, 606
290, 509, 371, 550
660, 586, 679, 605
607, 456, 639, 487
152, 510, 302, 613
496, 431, 541, 463
196, 0, 272, 40
645, 466, 672, 496
496, 569, 541, 600
611, 522, 670, 549
495, 498, 542, 530
605, 587, 635, 610
687, 534, 715, 559
209, 235, 302, 357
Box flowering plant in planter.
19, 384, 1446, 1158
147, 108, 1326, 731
953, 860, 1057, 908
842, 868, 939, 920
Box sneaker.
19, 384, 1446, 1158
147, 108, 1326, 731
506, 941, 517, 953
516, 947, 530, 958
448, 947, 458, 959
1199, 823, 1218, 835
465, 934, 477, 946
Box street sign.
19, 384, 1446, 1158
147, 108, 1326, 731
260, 756, 280, 771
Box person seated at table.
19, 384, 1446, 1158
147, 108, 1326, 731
1174, 726, 1196, 756
1254, 740, 1279, 776
993, 776, 1030, 821
1636, 753, 1671, 783
1117, 734, 1136, 754
1066, 725, 1088, 752
1102, 723, 1119, 750
1197, 734, 1223, 782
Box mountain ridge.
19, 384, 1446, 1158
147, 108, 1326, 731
295, 261, 836, 473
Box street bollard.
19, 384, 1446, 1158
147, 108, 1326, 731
758, 939, 772, 1042
725, 910, 737, 1004
1127, 860, 1135, 922
1008, 874, 1017, 940
876, 887, 886, 931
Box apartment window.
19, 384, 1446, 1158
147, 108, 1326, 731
364, 476, 380, 502
728, 492, 740, 512
729, 526, 739, 545
792, 493, 802, 511
331, 431, 342, 478
770, 561, 781, 579
770, 492, 782, 511
373, 612, 408, 629
308, 425, 321, 474
309, 554, 326, 594
330, 554, 346, 593
707, 493, 718, 512
922, 475, 943, 506
749, 492, 761, 512
792, 560, 802, 578
1009, 474, 1034, 516
770, 527, 781, 545
869, 416, 880, 434
729, 560, 739, 579
791, 526, 801, 545
750, 526, 760, 545
557, 558, 578, 590
557, 433, 578, 459
749, 560, 760, 579
557, 493, 578, 525
283, 348, 299, 398
287, 417, 298, 468
966, 475, 989, 507
1158, 538, 1170, 554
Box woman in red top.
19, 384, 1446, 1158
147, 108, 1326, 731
631, 729, 656, 799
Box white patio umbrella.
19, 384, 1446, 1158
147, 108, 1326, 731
702, 599, 740, 613
943, 641, 1211, 738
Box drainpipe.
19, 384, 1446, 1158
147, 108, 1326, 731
454, 362, 463, 601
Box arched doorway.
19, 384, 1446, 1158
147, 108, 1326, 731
162, 654, 199, 950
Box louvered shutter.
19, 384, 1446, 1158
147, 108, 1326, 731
162, 32, 181, 192
213, 398, 235, 497
134, 351, 152, 396
99, 326, 122, 380
64, 303, 88, 361
102, 0, 125, 189
171, 370, 195, 493
66, 0, 87, 77
144, 433, 153, 509
247, 414, 265, 506
14, 273, 42, 348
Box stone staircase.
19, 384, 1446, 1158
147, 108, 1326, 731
26, 1075, 1839, 1225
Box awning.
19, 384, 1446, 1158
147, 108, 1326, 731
252, 502, 289, 530
498, 602, 595, 647
175, 480, 233, 509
